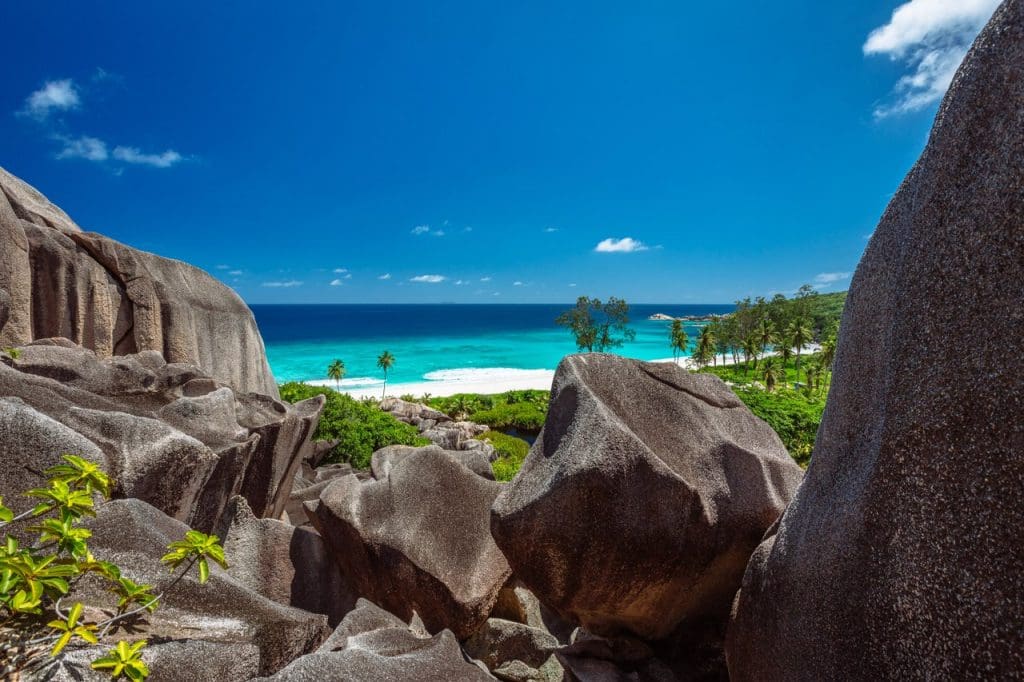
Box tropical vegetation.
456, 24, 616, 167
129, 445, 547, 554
376, 351, 395, 399
555, 296, 636, 352
0, 455, 225, 679
279, 382, 429, 468
326, 359, 346, 390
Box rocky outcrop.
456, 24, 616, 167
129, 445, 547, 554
307, 446, 512, 639
39, 499, 330, 680
727, 3, 1024, 679
0, 165, 278, 397
491, 355, 802, 656
219, 496, 357, 626
380, 396, 493, 455
371, 443, 494, 480
258, 599, 494, 681
463, 619, 562, 680
0, 342, 322, 531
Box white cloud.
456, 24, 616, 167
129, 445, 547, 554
215, 264, 231, 270
513, 281, 523, 286
329, 279, 344, 286
814, 271, 852, 284
454, 279, 467, 285
229, 270, 243, 276
378, 273, 392, 280
261, 280, 304, 288
544, 227, 559, 233
411, 225, 431, 235
568, 283, 577, 287
480, 276, 492, 282
410, 274, 446, 283
22, 79, 80, 120
864, 0, 1000, 117
332, 268, 348, 273
56, 136, 108, 162
594, 237, 649, 253
112, 146, 183, 168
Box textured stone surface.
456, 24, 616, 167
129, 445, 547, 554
727, 3, 1024, 679
257, 599, 494, 681
0, 344, 322, 530
307, 447, 512, 639
0, 165, 278, 396
371, 443, 494, 480
463, 618, 560, 673
219, 496, 357, 626
492, 354, 802, 642
34, 499, 330, 680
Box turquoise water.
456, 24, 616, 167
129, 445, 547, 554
253, 304, 733, 390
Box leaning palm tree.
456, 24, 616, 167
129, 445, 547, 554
376, 350, 396, 399
778, 343, 793, 370
760, 357, 783, 393
787, 318, 813, 370
758, 318, 776, 358
327, 359, 346, 390
695, 325, 716, 368
742, 334, 760, 373
669, 320, 688, 363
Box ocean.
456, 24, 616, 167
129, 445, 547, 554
253, 303, 734, 392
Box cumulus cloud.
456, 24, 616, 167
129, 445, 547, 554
480, 276, 492, 282
112, 146, 183, 168
814, 271, 852, 284
410, 274, 446, 283
594, 237, 649, 253
56, 136, 108, 162
22, 79, 80, 120
411, 225, 430, 235
261, 280, 303, 288
864, 0, 1000, 117
378, 273, 392, 280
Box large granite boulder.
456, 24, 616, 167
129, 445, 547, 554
306, 447, 512, 639
491, 354, 802, 644
0, 343, 322, 531
371, 443, 494, 480
0, 165, 278, 397
258, 599, 494, 681
33, 499, 330, 681
218, 496, 357, 626
727, 3, 1024, 679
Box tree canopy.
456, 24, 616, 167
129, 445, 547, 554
555, 296, 636, 352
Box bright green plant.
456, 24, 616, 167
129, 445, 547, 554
0, 454, 227, 679
91, 640, 150, 681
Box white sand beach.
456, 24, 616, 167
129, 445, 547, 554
307, 344, 822, 400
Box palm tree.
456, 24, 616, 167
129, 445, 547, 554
695, 325, 716, 368
760, 357, 783, 393
804, 362, 821, 398
376, 350, 396, 399
742, 334, 760, 373
327, 359, 346, 390
758, 318, 776, 358
787, 318, 813, 370
669, 320, 688, 363
778, 343, 793, 370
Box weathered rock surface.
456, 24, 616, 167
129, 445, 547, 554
307, 447, 512, 639
35, 499, 330, 680
491, 354, 802, 644
0, 343, 322, 531
371, 443, 494, 480
258, 599, 494, 681
380, 396, 493, 454
0, 165, 279, 396
219, 496, 357, 626
464, 618, 561, 679
727, 3, 1024, 679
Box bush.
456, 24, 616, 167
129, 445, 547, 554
731, 387, 824, 467
279, 382, 429, 468
478, 430, 530, 482
426, 390, 549, 433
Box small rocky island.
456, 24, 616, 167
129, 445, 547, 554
0, 1, 1022, 679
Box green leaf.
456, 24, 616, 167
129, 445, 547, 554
51, 631, 73, 657
197, 557, 209, 584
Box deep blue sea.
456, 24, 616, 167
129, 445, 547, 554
253, 304, 733, 390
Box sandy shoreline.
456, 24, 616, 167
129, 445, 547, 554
304, 344, 821, 400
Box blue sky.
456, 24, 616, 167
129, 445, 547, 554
0, 1, 999, 303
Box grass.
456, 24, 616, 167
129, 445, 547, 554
477, 430, 530, 482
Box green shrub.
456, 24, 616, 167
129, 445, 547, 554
731, 387, 824, 467
0, 455, 224, 679
478, 430, 530, 482
279, 382, 429, 468
426, 390, 549, 433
